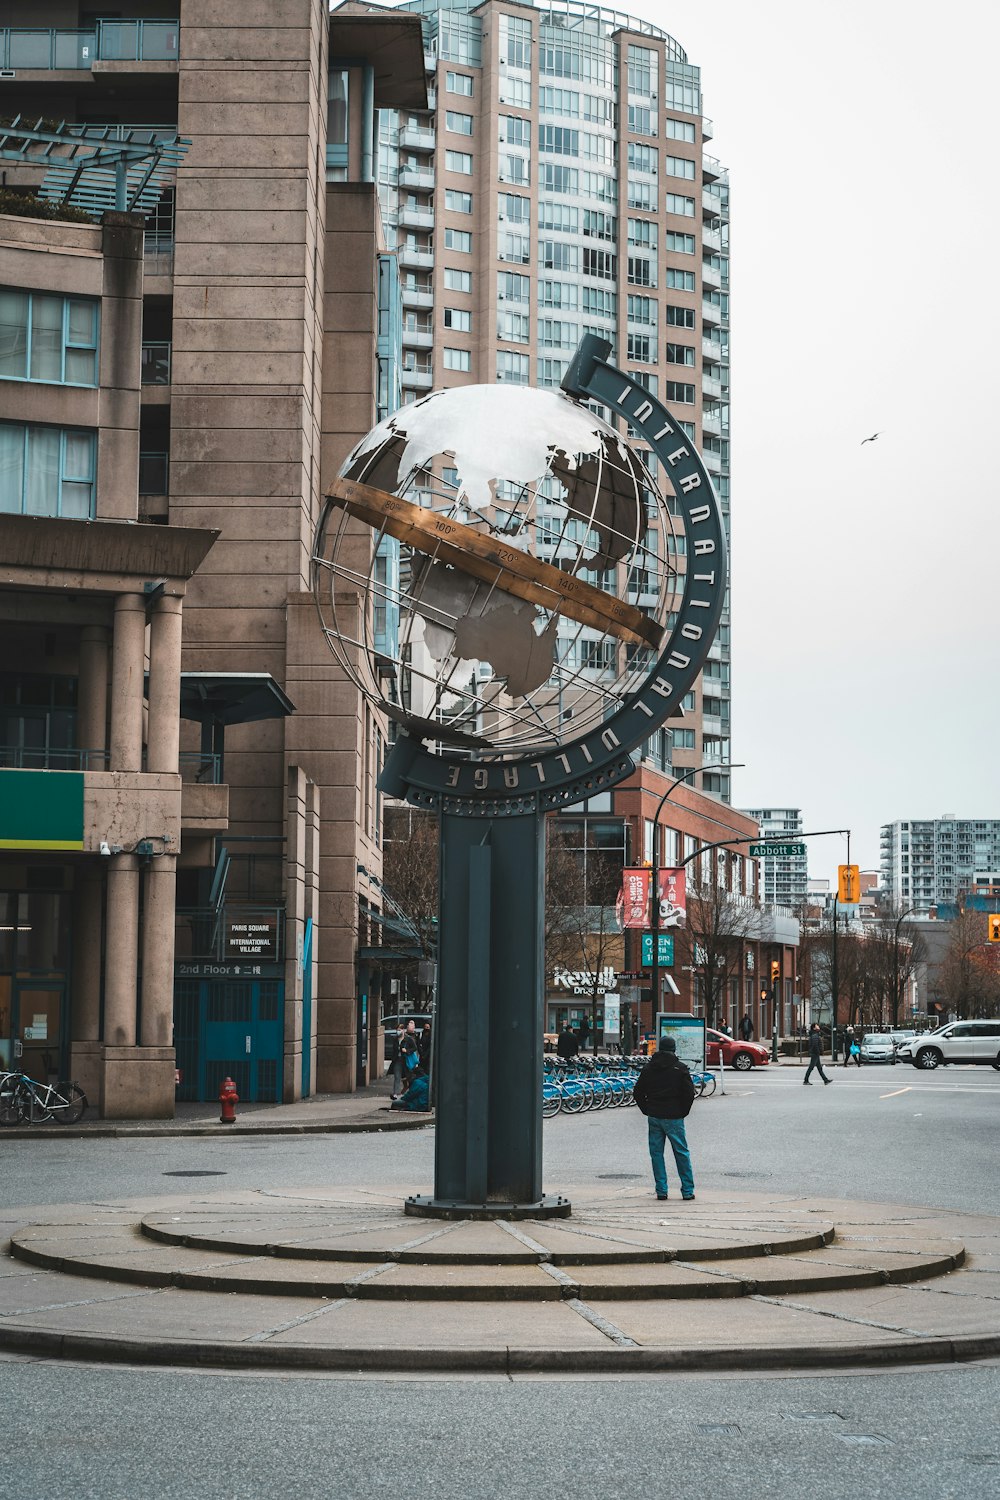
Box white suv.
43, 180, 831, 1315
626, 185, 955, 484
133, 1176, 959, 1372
897, 1020, 1000, 1070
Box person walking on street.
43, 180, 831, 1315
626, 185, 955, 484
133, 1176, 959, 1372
803, 1021, 832, 1085
843, 1024, 856, 1066
632, 1036, 696, 1200
400, 1020, 420, 1081
418, 1022, 432, 1070
388, 1025, 405, 1100
739, 1013, 754, 1042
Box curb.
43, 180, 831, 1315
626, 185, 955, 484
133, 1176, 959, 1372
1, 1323, 998, 1375
0, 1115, 434, 1140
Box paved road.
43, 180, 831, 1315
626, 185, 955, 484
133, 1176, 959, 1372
3, 1062, 998, 1498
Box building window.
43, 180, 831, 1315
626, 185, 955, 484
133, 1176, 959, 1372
582, 209, 616, 241
627, 179, 657, 211
445, 189, 472, 213
443, 347, 471, 371
499, 115, 531, 147
444, 268, 472, 292
0, 289, 99, 387
541, 241, 579, 272
666, 304, 696, 327
0, 422, 96, 518
581, 287, 616, 318
499, 75, 532, 108
627, 256, 656, 287
666, 343, 695, 366
538, 279, 578, 310
582, 248, 616, 280
627, 44, 657, 95
444, 150, 472, 174
501, 193, 531, 224
500, 13, 532, 70
539, 124, 578, 155
666, 193, 697, 217
538, 357, 568, 388
498, 154, 531, 186
666, 155, 696, 179
627, 142, 657, 175
539, 86, 580, 117
540, 163, 579, 194
627, 104, 655, 136
443, 307, 471, 332
499, 272, 530, 303
539, 201, 579, 232
538, 318, 578, 349
498, 310, 530, 342
665, 232, 696, 254
665, 382, 696, 404
500, 232, 531, 264
444, 228, 472, 253
446, 71, 473, 95
496, 350, 530, 384
626, 332, 657, 363
667, 269, 696, 290
666, 118, 697, 143
626, 295, 656, 325
627, 218, 658, 250
673, 728, 696, 749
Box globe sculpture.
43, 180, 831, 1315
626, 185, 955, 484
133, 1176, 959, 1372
312, 337, 726, 1217
315, 382, 679, 762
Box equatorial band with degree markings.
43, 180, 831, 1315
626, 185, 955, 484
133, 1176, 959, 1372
373, 334, 727, 817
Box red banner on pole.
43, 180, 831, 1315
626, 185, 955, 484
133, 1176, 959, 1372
657, 868, 687, 926
618, 867, 651, 929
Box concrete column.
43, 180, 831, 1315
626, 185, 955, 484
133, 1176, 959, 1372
78, 625, 109, 766
141, 855, 177, 1048
71, 870, 103, 1042
110, 594, 146, 772
147, 594, 183, 774
104, 855, 140, 1046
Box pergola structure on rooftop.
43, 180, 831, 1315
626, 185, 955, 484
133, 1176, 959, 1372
0, 114, 189, 216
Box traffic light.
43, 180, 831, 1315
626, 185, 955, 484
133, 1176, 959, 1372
770, 960, 780, 985
759, 985, 769, 1003
989, 914, 1000, 943
838, 864, 860, 903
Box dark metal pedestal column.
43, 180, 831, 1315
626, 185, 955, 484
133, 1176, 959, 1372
405, 810, 570, 1219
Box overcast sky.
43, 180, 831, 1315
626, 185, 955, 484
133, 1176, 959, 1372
383, 0, 997, 883
645, 0, 998, 883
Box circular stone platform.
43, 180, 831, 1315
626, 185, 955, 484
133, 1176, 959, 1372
1, 1187, 997, 1374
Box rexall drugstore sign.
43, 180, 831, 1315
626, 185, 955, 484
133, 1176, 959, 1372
0, 770, 84, 850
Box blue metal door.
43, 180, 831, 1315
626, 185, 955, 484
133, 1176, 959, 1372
174, 978, 283, 1102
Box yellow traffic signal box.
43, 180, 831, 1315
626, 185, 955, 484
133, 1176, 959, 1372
989, 914, 1000, 943
770, 959, 780, 983
838, 864, 860, 903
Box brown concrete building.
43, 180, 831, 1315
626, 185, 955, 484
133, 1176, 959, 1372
0, 1, 426, 1112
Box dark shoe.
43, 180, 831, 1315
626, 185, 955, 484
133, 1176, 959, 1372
824, 1078, 832, 1085
656, 1193, 669, 1200
682, 1194, 696, 1201
803, 1080, 811, 1085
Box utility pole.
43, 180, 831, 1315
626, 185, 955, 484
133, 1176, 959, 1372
831, 895, 839, 1063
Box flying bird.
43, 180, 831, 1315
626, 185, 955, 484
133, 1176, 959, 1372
860, 432, 880, 445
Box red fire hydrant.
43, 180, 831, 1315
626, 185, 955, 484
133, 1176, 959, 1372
219, 1076, 239, 1124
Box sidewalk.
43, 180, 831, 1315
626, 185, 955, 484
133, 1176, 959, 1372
1, 1077, 433, 1138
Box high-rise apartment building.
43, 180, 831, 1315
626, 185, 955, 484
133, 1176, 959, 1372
740, 807, 808, 910
880, 817, 1000, 915
376, 0, 732, 799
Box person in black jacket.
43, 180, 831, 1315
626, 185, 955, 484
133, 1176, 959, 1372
632, 1036, 697, 1200
556, 1024, 579, 1062
803, 1021, 832, 1085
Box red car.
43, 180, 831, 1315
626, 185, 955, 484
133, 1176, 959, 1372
705, 1028, 770, 1071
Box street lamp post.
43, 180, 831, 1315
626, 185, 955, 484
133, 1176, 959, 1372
647, 762, 743, 1043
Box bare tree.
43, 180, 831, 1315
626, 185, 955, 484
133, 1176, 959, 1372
380, 804, 439, 958
936, 907, 1000, 1019
680, 877, 759, 1025
544, 820, 623, 1050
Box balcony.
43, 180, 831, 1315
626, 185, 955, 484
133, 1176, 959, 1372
398, 245, 434, 271
702, 117, 714, 140
402, 327, 434, 350
701, 409, 724, 438
398, 204, 435, 231
402, 367, 433, 390
703, 186, 728, 216
702, 374, 722, 402
702, 336, 727, 362
702, 260, 722, 291
141, 341, 171, 385
399, 165, 435, 191
400, 126, 436, 153
0, 20, 179, 70
702, 154, 722, 182
702, 223, 722, 254
401, 284, 434, 310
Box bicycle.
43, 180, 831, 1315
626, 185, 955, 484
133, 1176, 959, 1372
690, 1071, 717, 1098
0, 1070, 87, 1125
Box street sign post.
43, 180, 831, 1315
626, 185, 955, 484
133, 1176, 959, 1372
748, 842, 806, 858
641, 932, 675, 967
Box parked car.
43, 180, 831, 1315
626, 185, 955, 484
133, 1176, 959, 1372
705, 1028, 770, 1071
859, 1033, 896, 1064
896, 1020, 1000, 1070
381, 1014, 432, 1062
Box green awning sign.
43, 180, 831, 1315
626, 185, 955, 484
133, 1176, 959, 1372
0, 770, 84, 850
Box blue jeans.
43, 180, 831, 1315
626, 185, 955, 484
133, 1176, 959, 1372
647, 1115, 694, 1198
